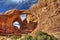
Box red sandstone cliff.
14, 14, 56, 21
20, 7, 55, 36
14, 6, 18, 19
0, 9, 37, 36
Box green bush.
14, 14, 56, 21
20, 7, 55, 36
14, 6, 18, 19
21, 31, 57, 40
33, 31, 57, 40
6, 35, 20, 40
20, 34, 32, 40
50, 35, 57, 40
5, 31, 57, 40
35, 31, 48, 36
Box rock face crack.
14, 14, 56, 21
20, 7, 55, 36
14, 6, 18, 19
48, 12, 60, 18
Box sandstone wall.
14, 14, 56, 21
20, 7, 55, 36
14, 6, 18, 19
27, 0, 60, 39
0, 9, 37, 36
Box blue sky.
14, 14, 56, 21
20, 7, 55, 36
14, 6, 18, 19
0, 0, 38, 28
0, 0, 38, 12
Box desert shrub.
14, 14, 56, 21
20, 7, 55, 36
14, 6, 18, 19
35, 31, 48, 36
33, 31, 49, 40
20, 34, 32, 40
33, 31, 57, 40
50, 35, 57, 40
20, 31, 57, 40
6, 35, 20, 40
5, 31, 57, 40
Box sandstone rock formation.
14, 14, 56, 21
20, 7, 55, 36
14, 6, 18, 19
0, 0, 60, 40
0, 9, 37, 36
25, 0, 60, 39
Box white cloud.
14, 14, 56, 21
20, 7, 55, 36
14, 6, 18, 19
11, 0, 29, 4
11, 0, 23, 3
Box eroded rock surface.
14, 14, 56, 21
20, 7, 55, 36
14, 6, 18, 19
25, 0, 60, 39
0, 9, 37, 36
0, 0, 60, 40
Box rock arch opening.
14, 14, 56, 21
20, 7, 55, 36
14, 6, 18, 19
13, 14, 26, 29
